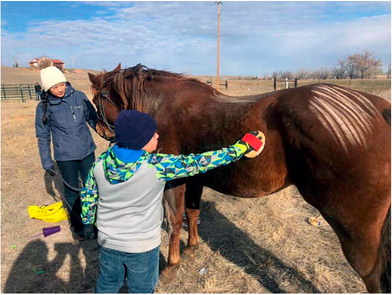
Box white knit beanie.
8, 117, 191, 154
40, 66, 67, 92
38, 57, 67, 91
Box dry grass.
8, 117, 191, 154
2, 66, 387, 293
156, 188, 365, 293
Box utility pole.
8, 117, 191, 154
216, 1, 222, 88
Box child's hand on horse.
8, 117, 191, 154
236, 131, 266, 158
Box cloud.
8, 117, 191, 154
1, 1, 390, 75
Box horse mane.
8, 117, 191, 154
102, 64, 215, 110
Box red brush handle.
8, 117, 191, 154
242, 133, 263, 150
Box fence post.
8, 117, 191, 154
225, 80, 228, 89
28, 84, 32, 100
2, 85, 6, 100
285, 78, 289, 89
273, 76, 277, 90
294, 78, 298, 88
20, 87, 25, 102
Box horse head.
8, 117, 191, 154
88, 63, 125, 141
88, 63, 184, 141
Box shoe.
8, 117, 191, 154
73, 231, 88, 241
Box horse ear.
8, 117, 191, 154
114, 63, 121, 71
88, 72, 101, 87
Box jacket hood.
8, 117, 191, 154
100, 146, 147, 184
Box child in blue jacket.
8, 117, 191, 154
35, 58, 98, 240
81, 110, 265, 293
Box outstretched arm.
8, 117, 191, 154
148, 131, 265, 182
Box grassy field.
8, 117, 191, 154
1, 66, 389, 293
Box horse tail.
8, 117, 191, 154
379, 206, 391, 292
382, 109, 391, 126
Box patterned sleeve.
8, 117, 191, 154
147, 143, 247, 182
80, 161, 99, 225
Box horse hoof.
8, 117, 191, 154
160, 264, 180, 283
182, 245, 198, 259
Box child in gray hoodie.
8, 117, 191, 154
81, 110, 265, 293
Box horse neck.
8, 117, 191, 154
141, 77, 216, 114
138, 76, 276, 129
152, 80, 268, 125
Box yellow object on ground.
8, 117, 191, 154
307, 216, 321, 226
28, 202, 68, 223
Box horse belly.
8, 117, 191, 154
201, 157, 289, 199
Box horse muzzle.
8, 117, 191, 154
97, 121, 115, 142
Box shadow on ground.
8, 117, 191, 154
195, 200, 320, 293
5, 173, 318, 293
3, 239, 100, 293
3, 170, 100, 293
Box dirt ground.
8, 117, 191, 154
2, 66, 388, 293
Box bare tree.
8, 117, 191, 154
313, 67, 332, 80
333, 59, 347, 79
345, 51, 382, 79
272, 70, 283, 79
295, 68, 312, 79
351, 51, 382, 78
346, 55, 358, 79
282, 71, 294, 80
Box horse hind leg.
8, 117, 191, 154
363, 207, 391, 293
182, 181, 203, 259
322, 204, 390, 293
380, 207, 391, 293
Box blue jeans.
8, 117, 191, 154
95, 245, 159, 293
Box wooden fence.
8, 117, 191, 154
1, 84, 36, 101
206, 79, 228, 89
273, 77, 298, 90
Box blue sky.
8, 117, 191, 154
1, 1, 391, 76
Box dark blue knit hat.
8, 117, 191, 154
114, 110, 158, 149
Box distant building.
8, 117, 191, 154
29, 58, 40, 68
29, 58, 65, 71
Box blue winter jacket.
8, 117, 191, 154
35, 82, 98, 170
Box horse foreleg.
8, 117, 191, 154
161, 184, 186, 281
183, 181, 203, 259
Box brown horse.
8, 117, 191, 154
88, 64, 391, 292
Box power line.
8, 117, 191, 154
216, 1, 222, 89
